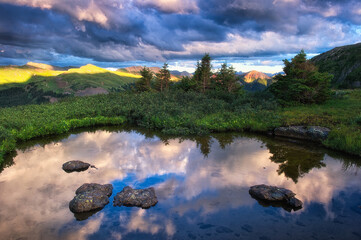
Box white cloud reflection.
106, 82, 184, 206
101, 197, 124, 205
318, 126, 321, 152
0, 130, 359, 239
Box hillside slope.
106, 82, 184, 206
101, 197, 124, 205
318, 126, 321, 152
311, 43, 361, 88
0, 63, 141, 107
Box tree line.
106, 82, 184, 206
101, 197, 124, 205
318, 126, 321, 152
135, 54, 241, 94
136, 51, 332, 104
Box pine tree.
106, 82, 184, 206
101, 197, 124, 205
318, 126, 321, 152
135, 67, 153, 92
270, 50, 332, 104
155, 63, 171, 92
194, 53, 212, 92
212, 63, 240, 93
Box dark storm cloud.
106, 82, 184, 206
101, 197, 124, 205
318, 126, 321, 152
0, 0, 360, 64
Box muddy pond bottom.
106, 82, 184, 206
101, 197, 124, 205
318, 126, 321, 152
0, 129, 360, 240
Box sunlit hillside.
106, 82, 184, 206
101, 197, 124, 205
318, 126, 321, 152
0, 63, 143, 107
0, 63, 141, 87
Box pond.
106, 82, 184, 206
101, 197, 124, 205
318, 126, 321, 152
0, 128, 360, 240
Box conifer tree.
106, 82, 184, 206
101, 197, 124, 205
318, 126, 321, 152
194, 53, 212, 92
155, 63, 171, 92
270, 50, 332, 104
213, 63, 240, 93
135, 67, 153, 92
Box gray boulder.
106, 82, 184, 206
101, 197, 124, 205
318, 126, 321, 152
274, 126, 330, 142
62, 160, 96, 172
69, 183, 113, 213
113, 186, 158, 209
249, 184, 302, 211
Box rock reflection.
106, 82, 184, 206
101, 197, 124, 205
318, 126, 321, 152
0, 129, 360, 240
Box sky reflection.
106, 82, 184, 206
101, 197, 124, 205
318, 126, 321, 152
0, 129, 360, 239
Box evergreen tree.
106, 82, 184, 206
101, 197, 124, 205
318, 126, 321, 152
194, 53, 212, 92
212, 63, 240, 93
178, 76, 197, 92
155, 63, 171, 92
270, 50, 332, 104
135, 67, 153, 92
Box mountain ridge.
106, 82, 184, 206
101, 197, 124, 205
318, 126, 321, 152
311, 42, 361, 88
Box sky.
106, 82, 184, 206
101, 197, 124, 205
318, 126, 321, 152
0, 0, 360, 73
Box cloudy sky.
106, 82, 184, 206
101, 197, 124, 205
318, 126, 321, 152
0, 0, 360, 73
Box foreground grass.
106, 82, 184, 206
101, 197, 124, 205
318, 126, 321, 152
0, 90, 360, 164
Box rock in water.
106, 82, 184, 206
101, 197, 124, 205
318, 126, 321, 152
249, 184, 303, 211
69, 183, 113, 213
274, 126, 330, 142
113, 186, 158, 209
249, 185, 295, 201
62, 160, 96, 172
287, 197, 303, 209
76, 183, 113, 196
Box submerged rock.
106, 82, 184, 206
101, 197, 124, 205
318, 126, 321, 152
249, 184, 302, 211
274, 126, 330, 142
69, 183, 113, 213
62, 160, 96, 172
113, 186, 158, 209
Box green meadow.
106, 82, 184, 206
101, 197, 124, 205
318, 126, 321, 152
0, 89, 360, 164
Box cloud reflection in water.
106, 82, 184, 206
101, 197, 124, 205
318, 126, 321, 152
0, 130, 360, 239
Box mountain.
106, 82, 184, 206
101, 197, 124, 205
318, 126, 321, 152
311, 42, 361, 88
242, 70, 271, 83
121, 66, 162, 74
239, 70, 274, 92
170, 70, 192, 77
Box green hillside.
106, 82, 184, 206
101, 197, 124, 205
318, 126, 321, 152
0, 63, 141, 107
311, 42, 361, 88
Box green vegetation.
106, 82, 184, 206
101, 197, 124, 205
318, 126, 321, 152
0, 53, 360, 165
0, 89, 360, 164
270, 50, 332, 105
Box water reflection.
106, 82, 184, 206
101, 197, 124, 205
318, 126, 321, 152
0, 129, 360, 239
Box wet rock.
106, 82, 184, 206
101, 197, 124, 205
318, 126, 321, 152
113, 186, 158, 209
69, 183, 113, 213
249, 184, 302, 211
249, 184, 295, 201
62, 160, 96, 172
274, 126, 330, 142
76, 183, 113, 196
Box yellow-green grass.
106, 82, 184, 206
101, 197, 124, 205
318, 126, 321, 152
0, 64, 141, 88
0, 66, 62, 85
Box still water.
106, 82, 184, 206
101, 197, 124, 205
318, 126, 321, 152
0, 128, 360, 240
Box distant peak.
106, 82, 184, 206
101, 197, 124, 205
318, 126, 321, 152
243, 70, 271, 83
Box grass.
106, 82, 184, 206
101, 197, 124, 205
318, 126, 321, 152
0, 89, 360, 164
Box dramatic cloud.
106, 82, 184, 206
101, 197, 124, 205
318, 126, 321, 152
0, 0, 360, 70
